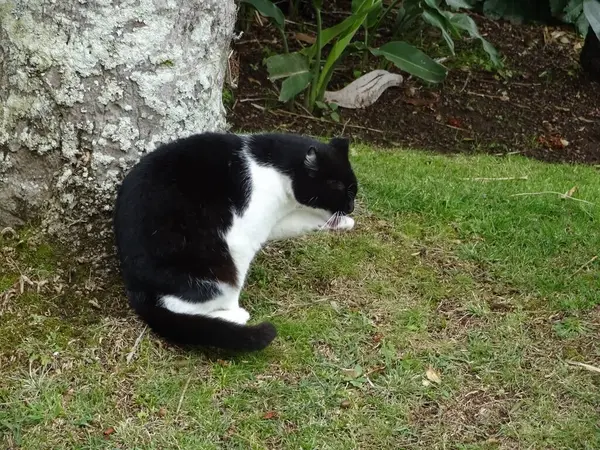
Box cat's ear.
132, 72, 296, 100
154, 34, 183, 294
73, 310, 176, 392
329, 137, 350, 157
304, 146, 319, 176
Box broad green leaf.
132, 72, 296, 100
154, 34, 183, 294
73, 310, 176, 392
577, 12, 591, 35
266, 53, 309, 81
564, 0, 583, 23
445, 0, 474, 9
396, 0, 423, 28
550, 0, 570, 16
422, 8, 457, 54
482, 0, 539, 23
279, 72, 312, 102
370, 41, 447, 83
448, 13, 502, 67
584, 0, 600, 37
241, 0, 285, 29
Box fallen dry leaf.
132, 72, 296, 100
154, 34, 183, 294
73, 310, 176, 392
263, 411, 278, 420
564, 186, 578, 198
340, 400, 351, 409
447, 117, 462, 128
425, 367, 442, 384
295, 32, 316, 44
538, 134, 568, 150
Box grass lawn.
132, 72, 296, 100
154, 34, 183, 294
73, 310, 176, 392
1, 146, 599, 449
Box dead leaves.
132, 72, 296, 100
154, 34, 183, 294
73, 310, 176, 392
538, 134, 569, 150
423, 366, 442, 387
262, 410, 278, 420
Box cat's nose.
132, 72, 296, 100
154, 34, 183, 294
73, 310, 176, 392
346, 199, 354, 214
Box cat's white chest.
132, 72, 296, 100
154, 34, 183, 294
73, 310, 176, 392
224, 158, 292, 283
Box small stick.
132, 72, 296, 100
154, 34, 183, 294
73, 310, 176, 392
239, 97, 272, 103
269, 109, 386, 133
177, 372, 194, 415
511, 191, 596, 206
341, 118, 351, 135
459, 73, 471, 93
466, 91, 531, 109
126, 325, 147, 364
571, 255, 598, 277
463, 176, 528, 182
566, 360, 600, 374
434, 122, 470, 132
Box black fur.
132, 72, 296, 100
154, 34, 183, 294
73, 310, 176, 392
581, 26, 600, 83
113, 132, 357, 352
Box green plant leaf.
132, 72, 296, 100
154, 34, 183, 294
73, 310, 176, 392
448, 13, 502, 67
241, 0, 285, 29
422, 7, 456, 54
482, 0, 537, 23
445, 0, 474, 9
370, 41, 447, 83
303, 0, 378, 60
266, 53, 309, 81
564, 0, 584, 23
550, 0, 570, 16
316, 18, 366, 97
314, 0, 380, 98
584, 0, 600, 37
352, 0, 383, 28
279, 72, 312, 102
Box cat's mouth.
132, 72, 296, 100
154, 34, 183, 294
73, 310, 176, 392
321, 211, 346, 230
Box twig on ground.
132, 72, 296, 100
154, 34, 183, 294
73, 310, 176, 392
341, 118, 351, 135
177, 372, 194, 415
464, 176, 528, 182
236, 38, 279, 46
466, 90, 531, 109
239, 97, 272, 103
566, 360, 600, 374
571, 255, 598, 277
459, 74, 471, 93
269, 109, 386, 133
434, 121, 470, 132
511, 191, 596, 205
126, 325, 147, 364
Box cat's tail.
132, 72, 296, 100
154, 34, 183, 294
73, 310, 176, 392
128, 291, 277, 352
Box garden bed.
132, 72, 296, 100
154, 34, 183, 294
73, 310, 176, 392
229, 7, 600, 164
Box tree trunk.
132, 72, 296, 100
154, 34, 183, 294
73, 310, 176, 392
0, 0, 236, 240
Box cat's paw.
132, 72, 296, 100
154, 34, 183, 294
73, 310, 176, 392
328, 215, 355, 231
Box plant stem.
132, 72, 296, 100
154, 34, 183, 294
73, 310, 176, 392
362, 27, 369, 71
280, 28, 289, 54
308, 6, 322, 110
370, 0, 401, 37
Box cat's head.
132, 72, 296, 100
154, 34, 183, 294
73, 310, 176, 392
293, 137, 357, 215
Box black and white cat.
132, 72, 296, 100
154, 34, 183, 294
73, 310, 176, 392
113, 132, 358, 352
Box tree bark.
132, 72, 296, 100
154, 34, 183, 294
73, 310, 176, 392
0, 0, 236, 239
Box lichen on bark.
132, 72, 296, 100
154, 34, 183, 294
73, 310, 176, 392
0, 0, 236, 243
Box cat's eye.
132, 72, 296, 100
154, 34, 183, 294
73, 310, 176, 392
327, 180, 345, 190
